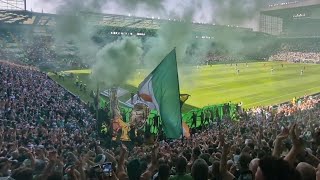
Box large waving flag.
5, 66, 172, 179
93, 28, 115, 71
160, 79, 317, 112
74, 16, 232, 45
138, 49, 182, 139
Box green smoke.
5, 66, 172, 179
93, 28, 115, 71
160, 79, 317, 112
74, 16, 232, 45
91, 37, 143, 87
210, 0, 264, 25
53, 0, 106, 65
144, 21, 193, 67
51, 0, 144, 88
51, 0, 275, 86
143, 8, 212, 66
142, 8, 215, 91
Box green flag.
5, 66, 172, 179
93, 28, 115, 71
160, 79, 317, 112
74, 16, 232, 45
138, 49, 182, 139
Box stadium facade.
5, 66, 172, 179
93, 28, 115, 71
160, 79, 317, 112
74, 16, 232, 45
1, 6, 273, 66
260, 0, 320, 37
1, 1, 319, 39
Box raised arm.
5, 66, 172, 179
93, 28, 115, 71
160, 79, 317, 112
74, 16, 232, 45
220, 142, 235, 180
140, 143, 158, 180
36, 150, 57, 180
96, 145, 117, 164
75, 156, 86, 180
219, 133, 227, 173
117, 143, 129, 179
284, 124, 304, 166
272, 127, 289, 158
220, 142, 229, 174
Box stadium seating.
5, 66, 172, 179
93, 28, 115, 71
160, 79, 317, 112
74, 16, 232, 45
1, 60, 320, 180
270, 52, 320, 63
269, 38, 320, 63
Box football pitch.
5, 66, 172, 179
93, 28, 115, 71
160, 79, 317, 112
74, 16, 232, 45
61, 61, 320, 108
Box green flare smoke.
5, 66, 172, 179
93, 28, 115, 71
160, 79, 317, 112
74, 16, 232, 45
48, 0, 277, 88
91, 37, 143, 86
53, 0, 106, 65
212, 0, 264, 25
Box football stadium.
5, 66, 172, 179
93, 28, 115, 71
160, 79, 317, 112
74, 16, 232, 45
1, 0, 320, 179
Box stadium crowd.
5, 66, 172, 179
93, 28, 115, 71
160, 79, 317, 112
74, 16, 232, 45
269, 52, 320, 64
269, 39, 320, 64
1, 60, 320, 180
0, 32, 86, 70
23, 36, 56, 64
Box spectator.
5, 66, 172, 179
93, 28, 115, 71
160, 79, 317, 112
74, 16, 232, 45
296, 162, 316, 180
169, 156, 192, 180
191, 159, 208, 180
238, 153, 253, 180
157, 164, 170, 180
11, 167, 33, 180
256, 156, 300, 180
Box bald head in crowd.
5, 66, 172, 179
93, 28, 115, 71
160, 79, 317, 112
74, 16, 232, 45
249, 158, 259, 176
296, 162, 316, 180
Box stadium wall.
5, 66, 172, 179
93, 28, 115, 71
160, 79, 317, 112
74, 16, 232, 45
259, 14, 283, 35
260, 2, 320, 37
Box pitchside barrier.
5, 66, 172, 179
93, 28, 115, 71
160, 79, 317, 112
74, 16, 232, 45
273, 92, 320, 109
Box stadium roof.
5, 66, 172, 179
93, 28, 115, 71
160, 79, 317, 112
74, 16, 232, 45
261, 0, 320, 18
0, 10, 252, 34
0, 0, 25, 11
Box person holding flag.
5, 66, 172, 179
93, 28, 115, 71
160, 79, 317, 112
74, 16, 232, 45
191, 111, 197, 128
205, 109, 211, 125
200, 110, 205, 128
180, 94, 190, 108
153, 114, 160, 132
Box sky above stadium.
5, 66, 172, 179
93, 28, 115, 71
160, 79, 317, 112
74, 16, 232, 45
26, 0, 272, 28
26, 0, 213, 22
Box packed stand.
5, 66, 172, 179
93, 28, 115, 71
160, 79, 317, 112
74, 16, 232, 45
269, 52, 320, 64
23, 36, 56, 64
277, 96, 320, 116
279, 39, 320, 53
0, 31, 87, 70
1, 61, 320, 180
269, 39, 320, 64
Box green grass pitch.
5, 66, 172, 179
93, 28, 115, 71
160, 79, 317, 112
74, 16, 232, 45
52, 61, 320, 111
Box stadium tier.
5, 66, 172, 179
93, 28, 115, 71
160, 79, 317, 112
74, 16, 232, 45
260, 0, 320, 37
0, 10, 252, 33
0, 9, 278, 68
0, 3, 320, 67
